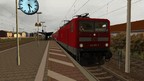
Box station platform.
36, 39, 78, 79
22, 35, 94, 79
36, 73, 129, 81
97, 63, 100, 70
47, 40, 89, 81
0, 40, 97, 81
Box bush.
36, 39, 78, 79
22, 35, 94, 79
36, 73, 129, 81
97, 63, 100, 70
111, 33, 144, 60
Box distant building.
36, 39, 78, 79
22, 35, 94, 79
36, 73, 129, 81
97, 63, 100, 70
0, 30, 27, 38
7, 31, 13, 37
13, 32, 27, 38
0, 30, 13, 38
22, 32, 27, 37
0, 30, 7, 37
111, 20, 144, 36
14, 33, 21, 38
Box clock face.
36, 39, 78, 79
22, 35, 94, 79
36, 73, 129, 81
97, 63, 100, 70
19, 0, 39, 15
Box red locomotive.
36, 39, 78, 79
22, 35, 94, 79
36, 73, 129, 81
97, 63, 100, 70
52, 13, 112, 65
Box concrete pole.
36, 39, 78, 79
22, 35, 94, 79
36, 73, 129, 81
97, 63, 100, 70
37, 13, 39, 45
125, 0, 131, 73
36, 12, 42, 45
15, 0, 20, 65
37, 13, 39, 23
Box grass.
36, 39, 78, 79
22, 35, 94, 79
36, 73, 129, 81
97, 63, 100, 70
0, 38, 16, 43
0, 37, 36, 51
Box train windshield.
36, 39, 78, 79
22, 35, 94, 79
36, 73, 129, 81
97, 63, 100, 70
79, 21, 94, 32
95, 22, 108, 32
79, 21, 108, 32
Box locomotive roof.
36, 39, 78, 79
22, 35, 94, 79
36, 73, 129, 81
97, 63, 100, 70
60, 17, 109, 28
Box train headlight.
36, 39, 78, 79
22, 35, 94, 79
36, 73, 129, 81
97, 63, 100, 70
105, 43, 108, 47
80, 44, 83, 48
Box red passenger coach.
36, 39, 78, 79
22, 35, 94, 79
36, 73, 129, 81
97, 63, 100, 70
52, 13, 112, 65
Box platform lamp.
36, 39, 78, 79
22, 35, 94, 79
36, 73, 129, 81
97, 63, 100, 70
35, 12, 42, 45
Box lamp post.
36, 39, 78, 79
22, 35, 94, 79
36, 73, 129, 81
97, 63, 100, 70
37, 12, 42, 22
35, 12, 42, 45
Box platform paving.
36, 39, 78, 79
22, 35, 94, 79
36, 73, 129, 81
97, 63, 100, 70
0, 41, 48, 81
0, 40, 97, 81
47, 41, 89, 81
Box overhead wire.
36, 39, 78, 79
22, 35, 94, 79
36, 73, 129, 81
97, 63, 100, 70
64, 0, 78, 19
91, 0, 116, 16
59, 0, 91, 27
98, 0, 143, 17
99, 5, 126, 17
58, 0, 78, 27
72, 0, 90, 16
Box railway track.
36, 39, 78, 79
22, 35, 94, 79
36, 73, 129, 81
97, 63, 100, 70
83, 65, 128, 81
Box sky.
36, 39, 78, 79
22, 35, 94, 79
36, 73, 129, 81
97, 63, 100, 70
0, 0, 144, 33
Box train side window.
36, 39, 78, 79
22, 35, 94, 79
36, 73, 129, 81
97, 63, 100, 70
71, 23, 74, 32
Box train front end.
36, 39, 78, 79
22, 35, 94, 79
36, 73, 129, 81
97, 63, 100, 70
77, 18, 112, 65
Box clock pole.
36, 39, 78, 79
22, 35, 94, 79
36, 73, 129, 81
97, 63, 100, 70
15, 0, 20, 66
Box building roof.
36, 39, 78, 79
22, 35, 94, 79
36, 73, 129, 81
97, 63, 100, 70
110, 20, 144, 33
0, 30, 7, 32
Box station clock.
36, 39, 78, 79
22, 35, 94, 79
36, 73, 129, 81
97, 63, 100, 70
19, 0, 39, 15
